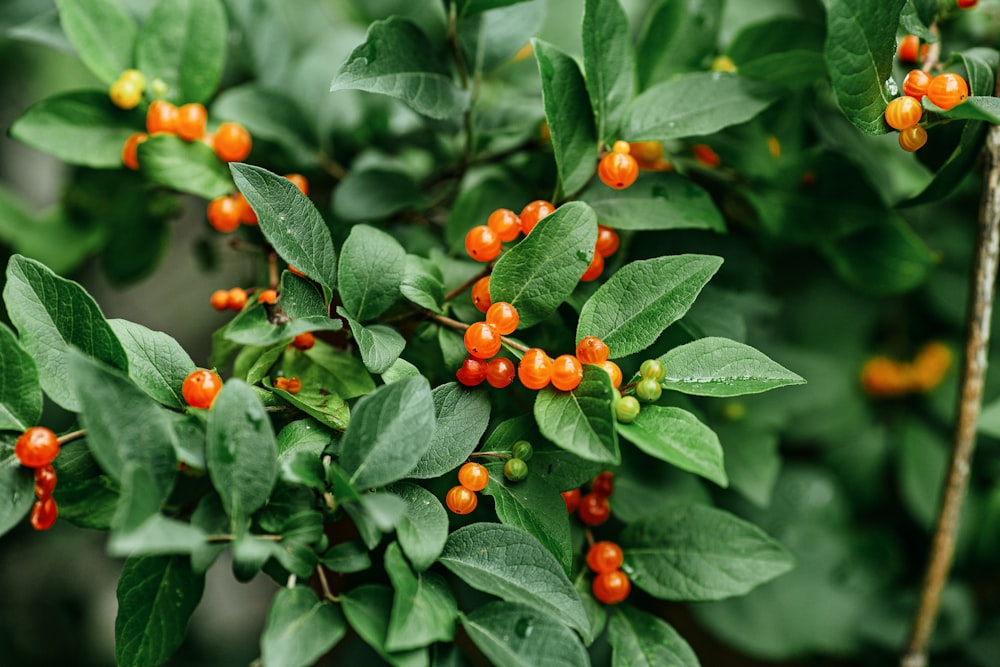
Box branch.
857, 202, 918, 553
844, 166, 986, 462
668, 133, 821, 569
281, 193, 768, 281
901, 68, 1000, 667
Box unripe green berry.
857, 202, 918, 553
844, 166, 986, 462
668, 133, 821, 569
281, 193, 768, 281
504, 457, 528, 482
635, 377, 662, 402
639, 358, 666, 382
512, 440, 534, 462
615, 396, 640, 423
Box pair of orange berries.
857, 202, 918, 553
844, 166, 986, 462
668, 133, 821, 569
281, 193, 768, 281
516, 336, 620, 394
860, 341, 952, 398
465, 202, 557, 262
587, 540, 631, 605
273, 376, 302, 394
15, 426, 61, 531
457, 302, 520, 388
206, 174, 307, 233
445, 461, 490, 514
885, 71, 968, 152
209, 287, 249, 312
581, 224, 621, 282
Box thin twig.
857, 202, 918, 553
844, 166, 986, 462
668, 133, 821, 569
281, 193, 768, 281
316, 565, 339, 603
901, 67, 1000, 667
57, 429, 86, 445
443, 266, 491, 303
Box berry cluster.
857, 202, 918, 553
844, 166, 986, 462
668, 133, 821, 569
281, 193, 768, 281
886, 70, 968, 152
209, 287, 248, 312
628, 141, 672, 171
109, 69, 145, 110
465, 202, 556, 263
597, 141, 639, 190
182, 369, 223, 409
562, 471, 615, 526
582, 224, 621, 282
15, 427, 61, 531
860, 341, 952, 398
615, 358, 666, 423
587, 541, 631, 605
273, 376, 302, 394
457, 301, 520, 388
446, 461, 490, 515
503, 440, 533, 483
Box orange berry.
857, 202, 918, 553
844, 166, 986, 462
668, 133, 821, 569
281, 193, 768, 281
458, 461, 489, 491
550, 354, 583, 391
561, 488, 581, 513
611, 140, 630, 154
518, 348, 553, 390
465, 225, 502, 262
485, 301, 519, 335
692, 144, 720, 168
457, 356, 489, 386
471, 276, 492, 313
587, 541, 624, 574
292, 332, 315, 351
233, 193, 258, 225
207, 196, 241, 233
34, 464, 57, 499
595, 225, 620, 258
581, 252, 604, 282
592, 570, 631, 604
30, 496, 58, 531
446, 485, 478, 514
598, 360, 622, 389
899, 125, 928, 152
285, 377, 302, 394
576, 336, 610, 364
227, 287, 248, 310
598, 151, 639, 190
15, 427, 60, 469
898, 35, 920, 63
884, 96, 923, 131
121, 132, 147, 170
912, 342, 952, 392
486, 357, 516, 388
464, 321, 502, 359
210, 289, 230, 311
175, 103, 207, 141
285, 173, 309, 195
487, 208, 522, 242
903, 69, 932, 100
926, 72, 969, 111
274, 377, 288, 390
146, 100, 178, 134
213, 121, 252, 162
860, 356, 912, 397
257, 289, 278, 304
182, 369, 223, 409
520, 200, 555, 234
629, 140, 663, 164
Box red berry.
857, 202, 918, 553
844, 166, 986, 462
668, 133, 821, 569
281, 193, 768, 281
591, 471, 614, 498
576, 336, 610, 364
486, 357, 516, 388
899, 125, 928, 152
146, 100, 178, 134
958, 0, 978, 8
458, 461, 489, 491
518, 348, 553, 390
464, 322, 502, 359
487, 208, 522, 242
182, 369, 223, 409
561, 488, 581, 513
446, 485, 478, 514
598, 151, 639, 190
926, 72, 969, 111
586, 541, 624, 574
292, 332, 315, 351
457, 356, 488, 386
465, 225, 502, 262
233, 193, 258, 225
285, 173, 309, 195
692, 144, 720, 168
471, 276, 492, 313
485, 301, 519, 335
257, 289, 278, 304
214, 121, 252, 162
227, 287, 248, 311
550, 354, 583, 391
898, 35, 921, 63
884, 96, 923, 130
34, 465, 57, 499
903, 69, 932, 100
577, 491, 611, 526
595, 225, 620, 258
176, 103, 208, 141
30, 496, 58, 531
210, 289, 229, 311
520, 200, 555, 235
581, 252, 604, 282
121, 132, 147, 170
592, 569, 631, 605
15, 427, 60, 469
207, 196, 241, 233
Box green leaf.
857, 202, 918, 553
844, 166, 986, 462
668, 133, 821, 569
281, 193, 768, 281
621, 504, 794, 600
819, 0, 906, 134
385, 542, 457, 651
0, 451, 33, 537
224, 305, 342, 348
580, 172, 725, 232
52, 442, 120, 530
137, 134, 232, 199
340, 375, 435, 489
941, 96, 1000, 124
400, 255, 445, 313
464, 601, 590, 667
9, 90, 141, 168
481, 460, 574, 574
332, 168, 426, 222
56, 0, 136, 84
330, 17, 470, 120
439, 523, 591, 641
0, 322, 41, 431
206, 379, 279, 527
583, 0, 635, 143
212, 84, 315, 162
322, 541, 372, 574
305, 343, 376, 399
636, 0, 723, 88
608, 606, 699, 667
341, 585, 429, 667
658, 337, 805, 397
625, 73, 782, 141
109, 319, 196, 409
409, 383, 491, 479
271, 351, 350, 431
716, 423, 781, 508
260, 586, 347, 667
617, 406, 727, 487
460, 0, 535, 14
459, 1, 546, 72
821, 217, 936, 295
114, 556, 205, 667
279, 272, 329, 320
338, 224, 406, 321
231, 163, 339, 299
135, 0, 227, 103
389, 482, 449, 571
482, 415, 602, 491
490, 202, 598, 328
577, 255, 722, 357
339, 308, 407, 374
533, 39, 597, 196
726, 18, 826, 90
534, 365, 619, 465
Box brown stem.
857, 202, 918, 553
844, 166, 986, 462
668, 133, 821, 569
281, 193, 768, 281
268, 251, 279, 289
203, 534, 283, 544
317, 152, 347, 181
57, 429, 86, 445
315, 565, 339, 603
443, 266, 491, 303
900, 67, 1000, 667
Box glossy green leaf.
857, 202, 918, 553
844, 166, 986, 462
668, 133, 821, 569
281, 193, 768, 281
231, 163, 339, 299
135, 0, 226, 103
206, 379, 279, 527
385, 542, 457, 651
621, 504, 794, 600
332, 168, 425, 222
339, 308, 407, 374
608, 606, 699, 667
726, 18, 826, 90
322, 541, 372, 574
534, 365, 619, 465
617, 406, 727, 487
459, 1, 546, 72
821, 217, 936, 295
330, 17, 470, 120
0, 451, 33, 537
533, 39, 597, 196
439, 523, 591, 641
626, 73, 781, 141
389, 482, 449, 571
52, 442, 120, 530
577, 255, 722, 357
716, 423, 781, 507
460, 0, 534, 14
464, 601, 590, 667
580, 172, 725, 232
0, 322, 41, 432
338, 224, 406, 321
409, 382, 491, 479
56, 0, 136, 84
636, 0, 723, 88
490, 202, 598, 328
224, 305, 342, 348
340, 375, 435, 489
305, 342, 376, 399
341, 584, 429, 667
114, 556, 205, 667
819, 0, 905, 134
109, 319, 195, 409
658, 337, 805, 397
260, 586, 347, 667
9, 90, 140, 168
137, 134, 232, 199
941, 97, 1000, 124
583, 0, 634, 142
400, 255, 445, 313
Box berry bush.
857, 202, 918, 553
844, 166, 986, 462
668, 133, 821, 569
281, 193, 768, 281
3, 0, 1000, 666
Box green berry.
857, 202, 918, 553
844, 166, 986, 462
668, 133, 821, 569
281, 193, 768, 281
639, 359, 666, 382
504, 457, 528, 482
512, 440, 534, 462
635, 377, 662, 402
615, 396, 640, 423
